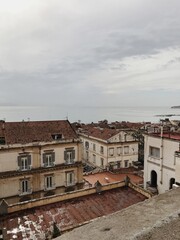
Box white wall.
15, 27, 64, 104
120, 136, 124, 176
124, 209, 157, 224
144, 134, 179, 194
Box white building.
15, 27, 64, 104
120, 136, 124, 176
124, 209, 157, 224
144, 131, 180, 194
79, 126, 139, 170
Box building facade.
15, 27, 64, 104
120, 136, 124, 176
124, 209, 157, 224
144, 131, 180, 194
79, 127, 138, 170
0, 120, 83, 204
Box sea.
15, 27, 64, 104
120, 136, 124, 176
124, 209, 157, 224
0, 105, 180, 124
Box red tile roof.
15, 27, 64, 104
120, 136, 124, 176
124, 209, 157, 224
0, 120, 77, 144
148, 132, 180, 141
79, 126, 121, 140
1, 187, 147, 239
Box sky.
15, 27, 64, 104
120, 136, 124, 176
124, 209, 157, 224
0, 0, 180, 107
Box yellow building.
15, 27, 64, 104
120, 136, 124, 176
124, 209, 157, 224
0, 120, 83, 204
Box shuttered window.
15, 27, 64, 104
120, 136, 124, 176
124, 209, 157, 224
44, 175, 55, 190
64, 149, 75, 164
66, 172, 75, 186
43, 152, 55, 167
20, 179, 31, 195
18, 155, 31, 170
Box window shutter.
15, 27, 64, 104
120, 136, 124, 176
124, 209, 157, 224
28, 155, 31, 166
43, 153, 46, 164
18, 156, 21, 169
64, 151, 67, 160
72, 150, 75, 160
52, 152, 55, 163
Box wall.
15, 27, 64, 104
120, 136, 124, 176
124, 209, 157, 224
0, 141, 83, 203
6, 181, 126, 214
144, 134, 179, 194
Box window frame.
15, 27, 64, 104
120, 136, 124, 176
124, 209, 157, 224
124, 146, 129, 154
149, 146, 160, 158
20, 179, 31, 195
64, 149, 75, 164
43, 152, 55, 167
44, 175, 55, 190
66, 171, 75, 186
18, 155, 31, 171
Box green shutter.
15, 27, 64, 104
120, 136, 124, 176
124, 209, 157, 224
52, 152, 55, 162
72, 150, 75, 160
64, 151, 67, 160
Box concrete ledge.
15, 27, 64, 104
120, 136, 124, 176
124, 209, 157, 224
1, 181, 126, 215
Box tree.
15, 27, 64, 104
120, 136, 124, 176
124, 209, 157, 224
52, 222, 61, 238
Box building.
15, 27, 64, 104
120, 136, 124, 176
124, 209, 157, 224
144, 130, 180, 194
0, 120, 83, 204
57, 186, 180, 240
78, 126, 139, 170
0, 178, 148, 239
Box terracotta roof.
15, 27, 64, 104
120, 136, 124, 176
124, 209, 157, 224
148, 132, 180, 141
84, 172, 143, 186
79, 126, 121, 140
1, 187, 147, 239
0, 120, 77, 144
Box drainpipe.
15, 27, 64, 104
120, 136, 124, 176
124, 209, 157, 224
160, 126, 164, 184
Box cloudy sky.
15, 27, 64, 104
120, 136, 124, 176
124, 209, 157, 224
0, 0, 180, 107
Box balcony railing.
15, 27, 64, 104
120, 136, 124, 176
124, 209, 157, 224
44, 183, 56, 191
19, 188, 32, 196
65, 181, 76, 187
65, 159, 75, 165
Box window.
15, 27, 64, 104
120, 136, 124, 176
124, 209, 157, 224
100, 146, 104, 154
20, 179, 31, 195
18, 155, 31, 171
85, 141, 89, 149
124, 160, 129, 168
101, 158, 104, 167
64, 149, 75, 164
43, 152, 55, 167
44, 175, 55, 190
51, 134, 63, 140
124, 146, 129, 154
149, 146, 160, 158
66, 172, 75, 186
93, 144, 96, 151
93, 154, 96, 164
117, 147, 123, 155
0, 137, 5, 145
109, 148, 114, 156
117, 161, 121, 168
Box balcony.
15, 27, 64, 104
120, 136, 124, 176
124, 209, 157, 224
19, 188, 32, 196
65, 159, 75, 165
44, 183, 56, 191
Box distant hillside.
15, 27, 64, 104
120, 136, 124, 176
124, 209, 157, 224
171, 106, 180, 109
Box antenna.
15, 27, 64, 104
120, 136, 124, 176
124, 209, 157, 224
66, 113, 68, 120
